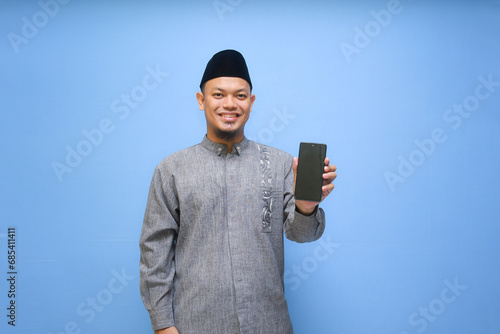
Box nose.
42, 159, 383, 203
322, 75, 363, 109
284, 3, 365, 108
223, 95, 237, 110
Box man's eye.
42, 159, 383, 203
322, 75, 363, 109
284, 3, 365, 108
237, 94, 247, 98
213, 93, 223, 97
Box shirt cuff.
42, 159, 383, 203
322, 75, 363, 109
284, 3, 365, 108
149, 308, 175, 331
290, 206, 325, 242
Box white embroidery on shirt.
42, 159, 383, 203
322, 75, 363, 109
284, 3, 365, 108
259, 145, 272, 232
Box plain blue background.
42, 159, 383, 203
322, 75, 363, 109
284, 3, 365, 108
1, 0, 499, 333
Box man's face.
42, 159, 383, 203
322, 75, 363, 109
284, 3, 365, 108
196, 77, 255, 144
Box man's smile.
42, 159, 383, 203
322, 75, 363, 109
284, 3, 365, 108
219, 113, 240, 121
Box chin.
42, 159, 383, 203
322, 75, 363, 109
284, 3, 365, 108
214, 129, 239, 141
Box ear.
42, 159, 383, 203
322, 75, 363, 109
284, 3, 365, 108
196, 91, 205, 110
249, 94, 256, 113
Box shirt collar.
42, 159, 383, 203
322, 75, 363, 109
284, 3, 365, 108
201, 135, 250, 156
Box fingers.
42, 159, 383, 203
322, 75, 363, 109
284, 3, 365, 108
324, 162, 337, 173
323, 160, 337, 184
321, 158, 337, 201
323, 171, 337, 182
322, 182, 335, 193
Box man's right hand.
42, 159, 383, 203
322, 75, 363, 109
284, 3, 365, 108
155, 327, 179, 334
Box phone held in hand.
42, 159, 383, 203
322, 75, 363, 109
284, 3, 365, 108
294, 142, 327, 202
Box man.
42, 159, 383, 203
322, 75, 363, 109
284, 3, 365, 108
139, 49, 337, 333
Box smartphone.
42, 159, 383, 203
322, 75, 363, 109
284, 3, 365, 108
295, 142, 327, 202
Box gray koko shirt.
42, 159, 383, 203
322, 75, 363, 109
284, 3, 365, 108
140, 136, 326, 334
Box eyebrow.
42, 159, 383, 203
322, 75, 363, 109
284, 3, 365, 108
212, 87, 248, 93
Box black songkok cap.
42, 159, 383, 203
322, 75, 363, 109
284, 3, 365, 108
200, 49, 252, 90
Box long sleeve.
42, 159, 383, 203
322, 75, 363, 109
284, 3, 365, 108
139, 164, 179, 331
282, 156, 326, 243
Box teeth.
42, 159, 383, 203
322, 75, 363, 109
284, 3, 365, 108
220, 114, 237, 118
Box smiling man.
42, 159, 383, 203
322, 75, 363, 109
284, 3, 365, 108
139, 50, 337, 334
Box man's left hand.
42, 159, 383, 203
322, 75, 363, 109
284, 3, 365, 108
293, 157, 337, 215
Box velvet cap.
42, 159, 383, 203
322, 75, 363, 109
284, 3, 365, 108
200, 49, 252, 90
